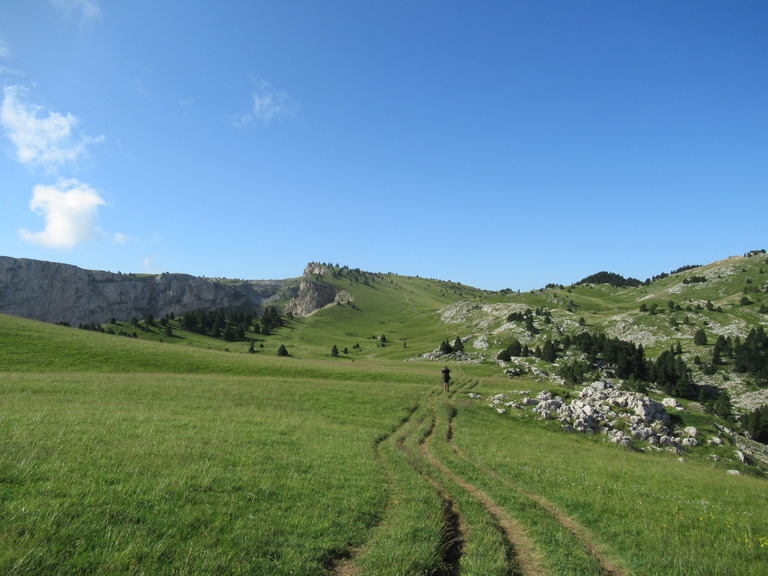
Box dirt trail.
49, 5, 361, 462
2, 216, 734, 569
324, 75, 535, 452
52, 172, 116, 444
447, 408, 629, 576
332, 396, 466, 576
332, 556, 362, 576
331, 405, 420, 576
403, 399, 466, 575
422, 399, 547, 576
333, 379, 627, 576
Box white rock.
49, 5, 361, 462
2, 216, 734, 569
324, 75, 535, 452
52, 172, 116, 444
662, 397, 681, 408
683, 426, 699, 438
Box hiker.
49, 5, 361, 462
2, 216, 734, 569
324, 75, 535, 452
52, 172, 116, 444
441, 366, 451, 392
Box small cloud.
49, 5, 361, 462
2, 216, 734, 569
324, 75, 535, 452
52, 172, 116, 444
51, 0, 101, 22
112, 232, 130, 244
0, 40, 24, 75
236, 79, 297, 126
179, 99, 195, 116
1, 85, 105, 172
0, 67, 26, 77
143, 255, 160, 274
135, 79, 149, 98
19, 178, 112, 249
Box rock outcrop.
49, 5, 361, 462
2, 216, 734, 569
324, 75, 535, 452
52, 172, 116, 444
284, 263, 351, 317
0, 256, 296, 326
473, 381, 732, 455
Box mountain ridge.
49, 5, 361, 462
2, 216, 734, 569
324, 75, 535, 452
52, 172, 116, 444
0, 256, 299, 327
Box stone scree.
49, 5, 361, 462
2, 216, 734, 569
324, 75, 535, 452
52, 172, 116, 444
468, 381, 716, 452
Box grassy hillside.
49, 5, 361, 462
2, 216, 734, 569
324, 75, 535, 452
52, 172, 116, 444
1, 251, 767, 575
284, 272, 488, 361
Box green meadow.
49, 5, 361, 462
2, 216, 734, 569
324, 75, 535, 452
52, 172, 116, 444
2, 253, 768, 575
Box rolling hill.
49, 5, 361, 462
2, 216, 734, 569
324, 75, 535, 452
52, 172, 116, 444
1, 250, 768, 575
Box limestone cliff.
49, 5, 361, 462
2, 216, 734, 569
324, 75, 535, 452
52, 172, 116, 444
284, 263, 351, 317
0, 256, 297, 326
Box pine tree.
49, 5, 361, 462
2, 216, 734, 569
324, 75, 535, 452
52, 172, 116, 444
526, 315, 536, 333
506, 339, 522, 357
541, 340, 557, 363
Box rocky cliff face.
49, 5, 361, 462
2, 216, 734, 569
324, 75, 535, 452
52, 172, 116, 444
0, 256, 296, 326
284, 263, 351, 317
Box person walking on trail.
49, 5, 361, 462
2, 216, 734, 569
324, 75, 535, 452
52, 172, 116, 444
441, 366, 451, 392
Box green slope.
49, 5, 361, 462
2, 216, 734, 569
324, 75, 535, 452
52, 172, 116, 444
2, 253, 768, 575
281, 272, 488, 360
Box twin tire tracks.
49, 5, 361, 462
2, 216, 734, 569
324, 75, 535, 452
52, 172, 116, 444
334, 378, 630, 576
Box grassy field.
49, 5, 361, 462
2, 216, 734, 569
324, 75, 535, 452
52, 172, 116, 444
1, 253, 767, 574
0, 361, 426, 574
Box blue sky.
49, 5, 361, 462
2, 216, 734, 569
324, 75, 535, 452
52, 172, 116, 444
1, 1, 766, 290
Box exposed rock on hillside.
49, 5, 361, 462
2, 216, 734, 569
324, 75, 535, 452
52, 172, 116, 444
470, 381, 768, 471
285, 263, 351, 317
0, 256, 295, 326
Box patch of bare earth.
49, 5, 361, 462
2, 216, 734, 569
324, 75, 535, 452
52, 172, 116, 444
332, 556, 362, 576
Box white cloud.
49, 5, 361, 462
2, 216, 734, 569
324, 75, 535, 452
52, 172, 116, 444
0, 39, 23, 74
1, 85, 105, 171
51, 0, 101, 21
143, 255, 160, 274
0, 39, 10, 60
19, 178, 109, 249
236, 79, 297, 125
0, 66, 25, 76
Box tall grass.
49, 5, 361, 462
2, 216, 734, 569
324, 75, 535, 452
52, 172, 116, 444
451, 383, 768, 576
0, 372, 420, 575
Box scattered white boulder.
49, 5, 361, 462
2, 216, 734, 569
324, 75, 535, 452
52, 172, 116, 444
465, 380, 764, 468
662, 397, 681, 409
